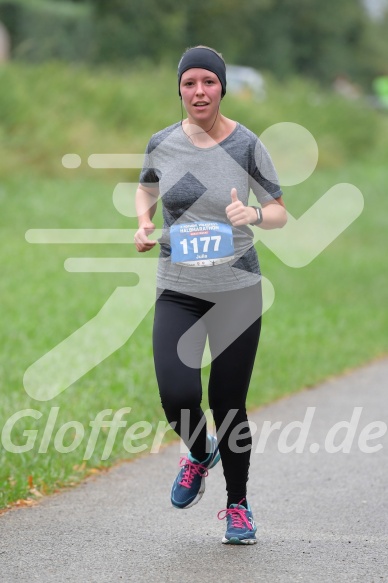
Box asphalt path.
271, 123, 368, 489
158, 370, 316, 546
1, 359, 387, 582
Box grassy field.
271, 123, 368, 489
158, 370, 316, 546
0, 63, 387, 510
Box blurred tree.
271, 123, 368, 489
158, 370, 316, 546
1, 0, 387, 89
0, 0, 93, 62
279, 0, 383, 84
92, 0, 185, 63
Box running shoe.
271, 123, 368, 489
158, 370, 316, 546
171, 434, 220, 509
217, 499, 257, 544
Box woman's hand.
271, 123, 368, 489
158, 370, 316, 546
134, 221, 157, 252
225, 188, 257, 227
226, 187, 288, 229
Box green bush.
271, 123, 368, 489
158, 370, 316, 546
0, 62, 387, 180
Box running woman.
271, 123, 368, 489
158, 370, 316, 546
134, 46, 287, 544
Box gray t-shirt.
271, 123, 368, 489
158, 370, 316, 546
139, 121, 282, 293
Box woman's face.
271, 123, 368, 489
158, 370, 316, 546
180, 68, 222, 125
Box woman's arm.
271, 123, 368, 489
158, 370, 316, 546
259, 196, 287, 230
134, 183, 160, 252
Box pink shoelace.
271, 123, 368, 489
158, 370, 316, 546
217, 499, 253, 530
178, 456, 209, 489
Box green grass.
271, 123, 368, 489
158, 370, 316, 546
0, 63, 387, 510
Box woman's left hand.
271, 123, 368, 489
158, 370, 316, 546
225, 188, 257, 226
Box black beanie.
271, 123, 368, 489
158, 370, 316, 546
177, 47, 227, 98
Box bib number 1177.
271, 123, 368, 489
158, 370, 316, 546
170, 221, 234, 266
180, 235, 221, 255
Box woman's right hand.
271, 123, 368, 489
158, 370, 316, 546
134, 222, 158, 252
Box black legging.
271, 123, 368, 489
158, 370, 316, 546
152, 281, 262, 505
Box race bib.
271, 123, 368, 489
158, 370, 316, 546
170, 221, 235, 267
